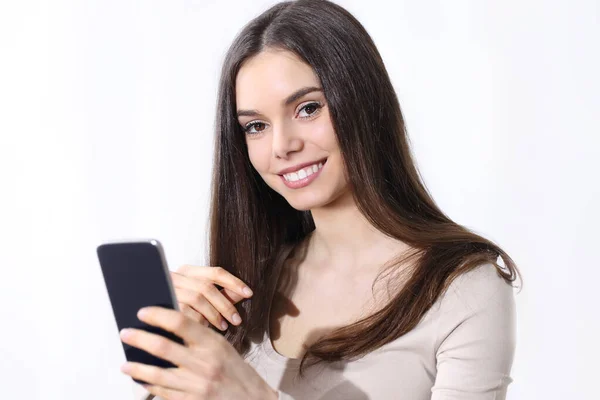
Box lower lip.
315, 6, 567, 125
280, 162, 325, 189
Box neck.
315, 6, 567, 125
306, 190, 409, 271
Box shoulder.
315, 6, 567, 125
431, 263, 517, 348
438, 262, 515, 316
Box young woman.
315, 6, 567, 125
120, 1, 520, 399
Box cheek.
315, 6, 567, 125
247, 141, 271, 174
310, 116, 339, 151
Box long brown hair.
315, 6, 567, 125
208, 0, 520, 375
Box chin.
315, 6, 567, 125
282, 198, 319, 211
281, 192, 335, 211
266, 175, 347, 211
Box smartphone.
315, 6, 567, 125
97, 239, 184, 384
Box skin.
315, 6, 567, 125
120, 307, 277, 400
237, 49, 410, 271
238, 49, 412, 359
120, 48, 411, 398
236, 49, 350, 212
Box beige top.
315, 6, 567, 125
245, 263, 516, 400
133, 263, 516, 400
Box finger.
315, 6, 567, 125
171, 274, 243, 310
177, 288, 228, 330
135, 307, 216, 347
177, 286, 240, 328
178, 302, 210, 328
171, 271, 247, 305
173, 265, 253, 298
120, 327, 191, 368
121, 362, 200, 394
219, 287, 246, 305
173, 277, 244, 314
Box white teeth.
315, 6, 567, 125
283, 161, 324, 182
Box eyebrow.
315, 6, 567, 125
236, 86, 323, 118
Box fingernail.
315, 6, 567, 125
232, 313, 242, 325
220, 321, 228, 331
243, 287, 253, 296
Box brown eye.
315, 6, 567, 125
244, 121, 267, 134
304, 104, 318, 114
297, 102, 322, 118
253, 123, 266, 131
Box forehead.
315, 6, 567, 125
235, 49, 320, 107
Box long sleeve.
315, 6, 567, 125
431, 265, 517, 400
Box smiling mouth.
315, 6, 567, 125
280, 158, 327, 182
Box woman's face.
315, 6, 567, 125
235, 49, 349, 211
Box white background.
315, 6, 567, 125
1, 0, 598, 399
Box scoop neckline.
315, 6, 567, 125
263, 327, 303, 368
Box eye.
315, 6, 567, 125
297, 101, 323, 119
243, 121, 268, 135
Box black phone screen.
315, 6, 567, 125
97, 240, 184, 382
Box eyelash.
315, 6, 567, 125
242, 101, 323, 135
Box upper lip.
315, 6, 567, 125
277, 158, 327, 175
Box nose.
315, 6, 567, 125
271, 120, 303, 159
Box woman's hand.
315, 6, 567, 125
120, 307, 278, 400
171, 265, 253, 331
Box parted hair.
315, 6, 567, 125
208, 0, 520, 376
